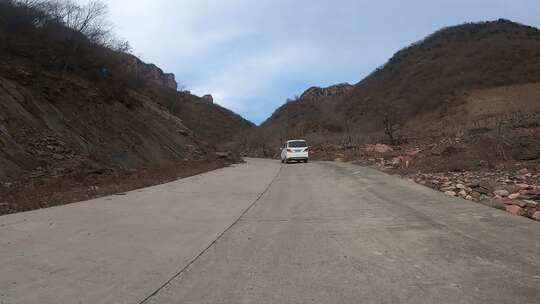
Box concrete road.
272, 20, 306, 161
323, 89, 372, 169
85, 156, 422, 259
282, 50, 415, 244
1, 159, 539, 303
0, 160, 280, 304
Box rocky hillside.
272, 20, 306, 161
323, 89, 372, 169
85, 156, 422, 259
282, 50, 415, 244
125, 54, 178, 90
149, 88, 255, 151
0, 0, 253, 214
258, 20, 540, 148
300, 83, 353, 99
253, 19, 540, 220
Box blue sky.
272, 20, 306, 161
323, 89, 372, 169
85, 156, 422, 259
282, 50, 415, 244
86, 0, 540, 124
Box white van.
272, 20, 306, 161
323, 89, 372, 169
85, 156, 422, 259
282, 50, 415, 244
280, 140, 309, 163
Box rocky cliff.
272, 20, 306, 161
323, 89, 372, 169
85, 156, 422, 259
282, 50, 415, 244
125, 54, 177, 90
300, 83, 353, 99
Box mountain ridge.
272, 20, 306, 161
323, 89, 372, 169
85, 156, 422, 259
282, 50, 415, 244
257, 19, 540, 142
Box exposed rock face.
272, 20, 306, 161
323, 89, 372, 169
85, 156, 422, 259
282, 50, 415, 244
125, 54, 177, 90
300, 83, 352, 99
202, 94, 214, 103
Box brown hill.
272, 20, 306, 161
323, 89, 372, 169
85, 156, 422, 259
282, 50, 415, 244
0, 0, 253, 214
150, 88, 255, 151
257, 19, 540, 156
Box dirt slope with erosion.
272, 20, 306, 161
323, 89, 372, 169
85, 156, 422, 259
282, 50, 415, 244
0, 1, 254, 214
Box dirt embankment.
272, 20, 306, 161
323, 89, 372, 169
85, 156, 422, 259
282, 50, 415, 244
0, 159, 231, 215
307, 134, 540, 221
0, 1, 257, 215
0, 65, 244, 215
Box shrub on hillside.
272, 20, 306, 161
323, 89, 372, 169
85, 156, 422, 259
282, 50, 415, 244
0, 0, 143, 97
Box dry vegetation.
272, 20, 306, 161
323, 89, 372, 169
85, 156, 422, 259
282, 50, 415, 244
255, 19, 540, 161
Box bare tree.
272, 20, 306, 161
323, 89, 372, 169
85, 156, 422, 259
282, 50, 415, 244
105, 38, 132, 53
177, 83, 188, 93
56, 1, 110, 42
376, 102, 402, 145
343, 113, 352, 147
14, 0, 116, 47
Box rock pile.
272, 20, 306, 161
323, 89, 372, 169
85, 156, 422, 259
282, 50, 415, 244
409, 168, 540, 220
364, 144, 394, 154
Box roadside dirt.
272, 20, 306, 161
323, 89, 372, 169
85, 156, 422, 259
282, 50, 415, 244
341, 143, 540, 221
0, 159, 234, 215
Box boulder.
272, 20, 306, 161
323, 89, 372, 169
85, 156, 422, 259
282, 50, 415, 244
444, 191, 457, 197
472, 181, 493, 195
532, 211, 540, 221
524, 200, 538, 208
390, 156, 403, 165
508, 193, 521, 199
470, 179, 481, 187
493, 189, 509, 197
521, 189, 540, 201
503, 199, 527, 208
202, 94, 214, 103
517, 168, 529, 175
516, 183, 532, 190
471, 192, 481, 199
505, 205, 524, 216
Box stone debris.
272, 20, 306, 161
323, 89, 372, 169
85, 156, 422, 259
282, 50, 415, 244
405, 168, 540, 221
364, 144, 394, 154
506, 205, 524, 216
494, 189, 510, 197
343, 141, 540, 221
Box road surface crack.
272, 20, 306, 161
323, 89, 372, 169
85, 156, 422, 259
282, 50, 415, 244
137, 164, 283, 304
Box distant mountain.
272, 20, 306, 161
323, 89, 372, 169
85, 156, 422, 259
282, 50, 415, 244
258, 19, 540, 147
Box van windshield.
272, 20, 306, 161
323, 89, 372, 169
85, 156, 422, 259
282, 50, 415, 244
288, 141, 307, 148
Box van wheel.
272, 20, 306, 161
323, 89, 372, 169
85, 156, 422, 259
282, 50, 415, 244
305, 159, 309, 163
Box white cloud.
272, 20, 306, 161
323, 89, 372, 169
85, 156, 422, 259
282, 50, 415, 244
76, 0, 540, 123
